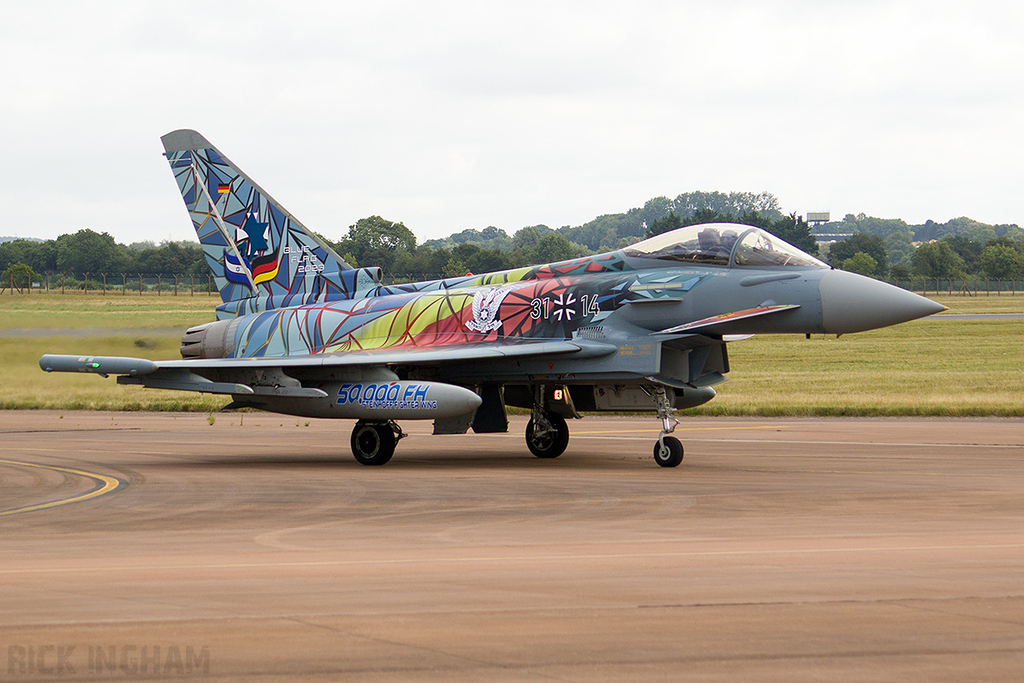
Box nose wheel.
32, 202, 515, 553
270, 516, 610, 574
654, 435, 684, 467
646, 384, 684, 468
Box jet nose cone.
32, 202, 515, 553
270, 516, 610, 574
819, 269, 946, 335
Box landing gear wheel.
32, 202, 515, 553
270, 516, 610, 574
654, 436, 684, 468
526, 411, 569, 459
350, 421, 396, 466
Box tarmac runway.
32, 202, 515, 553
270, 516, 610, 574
2, 411, 1023, 681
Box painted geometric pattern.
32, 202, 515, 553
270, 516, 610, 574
164, 146, 363, 307
374, 250, 634, 298
231, 268, 711, 358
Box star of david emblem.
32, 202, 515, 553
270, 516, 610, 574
240, 213, 269, 258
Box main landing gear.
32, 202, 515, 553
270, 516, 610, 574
525, 386, 571, 459
349, 384, 685, 468
526, 410, 570, 459
350, 420, 406, 466
522, 383, 685, 467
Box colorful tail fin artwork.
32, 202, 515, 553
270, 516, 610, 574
161, 129, 381, 317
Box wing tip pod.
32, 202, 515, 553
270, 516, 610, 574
39, 354, 158, 376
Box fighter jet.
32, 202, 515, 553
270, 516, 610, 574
40, 130, 945, 467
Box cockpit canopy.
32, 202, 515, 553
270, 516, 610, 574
623, 223, 826, 268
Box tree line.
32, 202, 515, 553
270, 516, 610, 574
0, 230, 207, 279
4, 191, 1022, 285
817, 214, 1024, 280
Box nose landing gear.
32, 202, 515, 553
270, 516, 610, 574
647, 384, 684, 467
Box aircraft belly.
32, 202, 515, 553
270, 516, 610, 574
431, 337, 718, 387
437, 342, 660, 384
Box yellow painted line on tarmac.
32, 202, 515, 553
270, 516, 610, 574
2, 542, 1023, 575
572, 425, 786, 435
0, 459, 123, 517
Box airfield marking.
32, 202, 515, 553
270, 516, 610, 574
0, 459, 123, 517
2, 542, 1023, 576
555, 433, 1024, 450
571, 425, 786, 435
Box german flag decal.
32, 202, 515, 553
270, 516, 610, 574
251, 253, 280, 285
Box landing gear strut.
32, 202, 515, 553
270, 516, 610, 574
646, 385, 683, 467
350, 420, 406, 466
526, 386, 569, 458
526, 411, 569, 458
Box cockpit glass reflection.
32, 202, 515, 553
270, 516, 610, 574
623, 224, 826, 268
731, 230, 826, 267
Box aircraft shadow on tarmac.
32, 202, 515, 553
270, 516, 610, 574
150, 450, 640, 470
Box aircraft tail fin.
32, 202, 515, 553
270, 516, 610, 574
161, 129, 378, 312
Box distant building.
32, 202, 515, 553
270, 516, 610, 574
814, 233, 852, 245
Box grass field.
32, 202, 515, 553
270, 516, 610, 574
0, 292, 216, 330
2, 293, 1021, 415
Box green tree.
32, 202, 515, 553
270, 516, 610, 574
884, 232, 915, 269
562, 211, 644, 249
1001, 225, 1024, 240
451, 243, 511, 273
133, 242, 206, 275
0, 239, 57, 273
647, 212, 684, 237
511, 226, 543, 252
841, 252, 878, 277
829, 233, 888, 277
985, 235, 1023, 252
442, 257, 468, 278
767, 213, 819, 257
649, 209, 818, 257
54, 229, 130, 274
977, 245, 1024, 280
832, 213, 912, 239
2, 262, 35, 290
467, 248, 510, 274
671, 191, 782, 220
941, 235, 984, 274
336, 216, 416, 275
889, 264, 911, 280
638, 196, 674, 228
911, 241, 965, 279
530, 233, 575, 263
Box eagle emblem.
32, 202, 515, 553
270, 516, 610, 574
466, 285, 515, 333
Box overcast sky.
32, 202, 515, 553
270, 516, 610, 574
1, 1, 1021, 245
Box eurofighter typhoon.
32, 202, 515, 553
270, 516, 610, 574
41, 130, 945, 467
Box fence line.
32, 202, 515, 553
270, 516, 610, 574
3, 273, 1024, 296
1, 273, 217, 296
888, 279, 1023, 296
